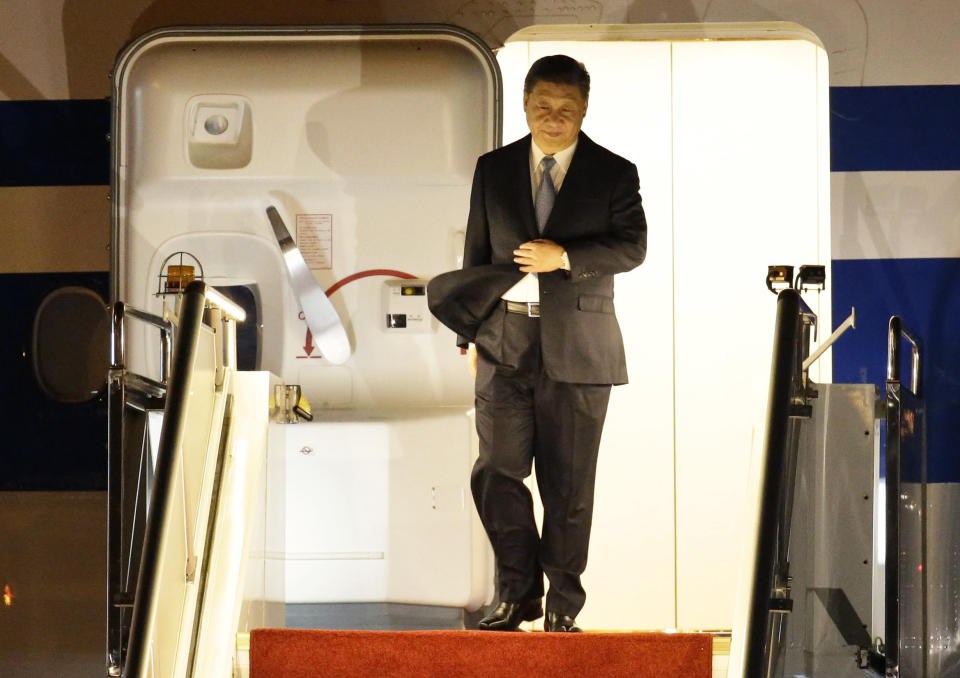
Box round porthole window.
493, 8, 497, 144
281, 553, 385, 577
32, 287, 110, 403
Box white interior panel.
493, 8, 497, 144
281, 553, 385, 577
498, 40, 678, 631
671, 39, 830, 628
817, 47, 833, 342
500, 29, 830, 631
281, 411, 489, 609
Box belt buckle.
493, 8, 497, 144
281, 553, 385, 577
528, 303, 540, 318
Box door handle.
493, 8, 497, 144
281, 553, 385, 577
266, 205, 351, 364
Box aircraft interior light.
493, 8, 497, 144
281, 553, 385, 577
205, 286, 247, 323
165, 265, 196, 291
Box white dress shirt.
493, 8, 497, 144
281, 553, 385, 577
500, 139, 578, 302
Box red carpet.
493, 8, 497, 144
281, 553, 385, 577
250, 629, 712, 678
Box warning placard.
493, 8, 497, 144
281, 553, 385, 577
296, 214, 333, 270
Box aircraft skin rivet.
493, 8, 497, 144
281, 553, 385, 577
300, 446, 313, 456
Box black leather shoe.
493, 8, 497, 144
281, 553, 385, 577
544, 611, 582, 632
477, 600, 543, 631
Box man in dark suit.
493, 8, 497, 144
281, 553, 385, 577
460, 55, 647, 632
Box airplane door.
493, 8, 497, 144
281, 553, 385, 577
113, 26, 500, 404
111, 27, 503, 644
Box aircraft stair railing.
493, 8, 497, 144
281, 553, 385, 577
108, 281, 247, 678
735, 301, 927, 678
739, 288, 819, 678
867, 316, 925, 678
107, 302, 174, 675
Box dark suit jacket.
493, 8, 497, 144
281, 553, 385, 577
432, 131, 646, 385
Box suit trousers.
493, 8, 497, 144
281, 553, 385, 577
471, 306, 611, 618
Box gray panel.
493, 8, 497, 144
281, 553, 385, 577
892, 386, 927, 678
783, 383, 877, 677
926, 484, 960, 678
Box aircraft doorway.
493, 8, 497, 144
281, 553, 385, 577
496, 24, 831, 631
100, 22, 831, 676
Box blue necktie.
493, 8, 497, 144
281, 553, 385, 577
535, 155, 557, 233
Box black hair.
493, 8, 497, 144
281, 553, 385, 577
523, 55, 590, 100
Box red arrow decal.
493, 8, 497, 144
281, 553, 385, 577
304, 327, 315, 357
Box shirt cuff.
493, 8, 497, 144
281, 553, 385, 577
560, 249, 570, 271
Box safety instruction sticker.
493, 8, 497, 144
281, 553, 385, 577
296, 214, 333, 270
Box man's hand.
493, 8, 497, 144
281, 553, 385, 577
514, 239, 565, 273
467, 343, 478, 378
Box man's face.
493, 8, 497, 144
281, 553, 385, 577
524, 80, 587, 155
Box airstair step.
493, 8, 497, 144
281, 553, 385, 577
249, 628, 712, 678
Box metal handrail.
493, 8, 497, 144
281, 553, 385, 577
121, 280, 243, 678
107, 301, 174, 675
741, 309, 923, 678
121, 281, 208, 678
107, 287, 244, 675
887, 315, 921, 395
802, 307, 855, 371
111, 301, 174, 384
742, 289, 802, 677
739, 288, 821, 678
880, 315, 925, 678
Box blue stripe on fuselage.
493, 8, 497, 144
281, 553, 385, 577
1, 86, 959, 185
0, 99, 109, 187
831, 85, 960, 172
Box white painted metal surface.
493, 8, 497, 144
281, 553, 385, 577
190, 371, 283, 678
145, 325, 224, 677
832, 170, 960, 260
280, 410, 492, 610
